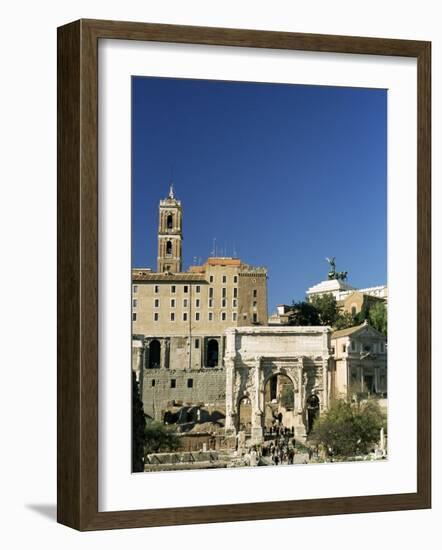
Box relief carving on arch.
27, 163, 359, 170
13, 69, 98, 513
226, 354, 328, 442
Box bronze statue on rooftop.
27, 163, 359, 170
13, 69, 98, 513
326, 257, 348, 281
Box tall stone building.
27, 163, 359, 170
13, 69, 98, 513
132, 186, 268, 419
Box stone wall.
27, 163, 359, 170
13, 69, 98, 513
142, 369, 226, 420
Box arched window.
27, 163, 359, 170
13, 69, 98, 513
148, 339, 161, 369
167, 214, 173, 230
206, 339, 219, 367
166, 240, 172, 256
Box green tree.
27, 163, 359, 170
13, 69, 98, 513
310, 398, 385, 458
369, 302, 388, 336
352, 400, 386, 453
289, 301, 320, 326
354, 302, 370, 325
333, 311, 357, 330
310, 293, 339, 326
144, 420, 180, 457
132, 372, 146, 472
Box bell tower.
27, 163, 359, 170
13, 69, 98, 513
157, 184, 183, 273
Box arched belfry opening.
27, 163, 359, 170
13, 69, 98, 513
148, 339, 161, 369
166, 240, 172, 256
166, 214, 173, 230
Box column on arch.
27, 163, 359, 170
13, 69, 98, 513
251, 356, 264, 444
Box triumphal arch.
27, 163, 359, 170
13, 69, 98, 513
224, 326, 332, 444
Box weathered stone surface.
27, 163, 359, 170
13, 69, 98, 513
225, 326, 331, 444
143, 369, 226, 420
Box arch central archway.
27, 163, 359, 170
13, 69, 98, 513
237, 397, 252, 434
263, 373, 295, 431
148, 339, 161, 369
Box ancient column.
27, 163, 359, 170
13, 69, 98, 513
132, 343, 143, 381
297, 358, 304, 413
375, 365, 380, 394
322, 356, 329, 409
296, 358, 307, 439
251, 356, 263, 444
224, 355, 236, 433
143, 340, 149, 371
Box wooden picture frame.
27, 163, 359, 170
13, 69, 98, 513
57, 19, 431, 531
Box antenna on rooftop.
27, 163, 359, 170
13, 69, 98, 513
233, 241, 237, 258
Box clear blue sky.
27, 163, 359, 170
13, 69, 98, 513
132, 76, 387, 313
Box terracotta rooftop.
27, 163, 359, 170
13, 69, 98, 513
331, 322, 368, 339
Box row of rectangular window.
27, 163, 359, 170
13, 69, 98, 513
133, 284, 203, 294
146, 299, 257, 309
151, 379, 194, 388
133, 284, 251, 298
165, 312, 237, 322
132, 311, 259, 322
133, 312, 244, 322
135, 299, 241, 309
150, 298, 239, 308
209, 275, 238, 284
135, 299, 242, 308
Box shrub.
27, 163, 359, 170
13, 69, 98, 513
144, 420, 180, 456
310, 398, 385, 458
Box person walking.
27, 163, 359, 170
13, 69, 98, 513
288, 448, 295, 464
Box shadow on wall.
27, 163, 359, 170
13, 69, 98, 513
163, 406, 225, 432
